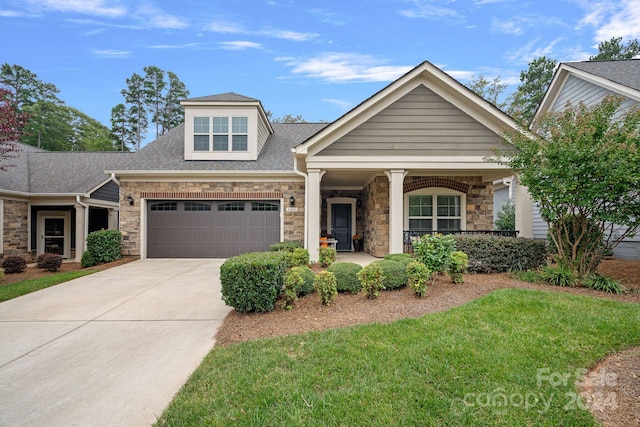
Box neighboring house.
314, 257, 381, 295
518, 59, 640, 259
1, 61, 520, 262
0, 143, 127, 261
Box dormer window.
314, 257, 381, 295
182, 93, 273, 161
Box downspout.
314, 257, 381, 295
76, 195, 90, 256
110, 173, 120, 186
292, 155, 309, 249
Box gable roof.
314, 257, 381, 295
535, 59, 640, 124
293, 60, 519, 156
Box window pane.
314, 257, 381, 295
194, 135, 209, 151
218, 202, 245, 211
213, 135, 228, 151
232, 117, 248, 133
409, 219, 432, 231
185, 202, 211, 211
213, 117, 228, 133
409, 195, 432, 216
437, 219, 460, 231
232, 135, 248, 151
437, 195, 460, 217
252, 202, 278, 211
194, 117, 209, 133
150, 202, 177, 211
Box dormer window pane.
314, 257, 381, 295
213, 117, 228, 133
213, 135, 228, 151
232, 135, 247, 151
194, 117, 209, 133
194, 135, 209, 151
232, 117, 248, 133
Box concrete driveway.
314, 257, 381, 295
0, 259, 231, 427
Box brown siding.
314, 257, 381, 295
318, 85, 507, 157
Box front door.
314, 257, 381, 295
37, 211, 71, 258
331, 204, 352, 251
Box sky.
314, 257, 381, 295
2, 0, 640, 146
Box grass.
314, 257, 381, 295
155, 288, 640, 426
0, 270, 96, 302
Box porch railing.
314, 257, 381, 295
403, 230, 519, 254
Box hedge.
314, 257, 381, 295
452, 235, 548, 273
85, 229, 122, 265
369, 259, 407, 290
327, 262, 363, 293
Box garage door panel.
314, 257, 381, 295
147, 200, 280, 258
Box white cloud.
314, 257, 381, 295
207, 20, 317, 41
0, 9, 25, 17
577, 0, 640, 42
148, 42, 202, 49
279, 53, 413, 83
27, 0, 126, 17
322, 98, 353, 111
399, 0, 464, 23
219, 41, 263, 50
207, 20, 244, 34
91, 49, 131, 58
307, 8, 347, 26
505, 38, 562, 64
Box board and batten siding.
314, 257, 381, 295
317, 85, 508, 157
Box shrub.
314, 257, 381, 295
583, 273, 626, 294
314, 271, 337, 306
412, 234, 456, 274
383, 253, 414, 266
494, 199, 515, 231
318, 247, 336, 268
406, 261, 431, 297
541, 263, 578, 287
357, 263, 385, 299
510, 269, 544, 283
85, 229, 122, 265
453, 235, 548, 273
281, 269, 303, 309
369, 259, 407, 290
81, 251, 97, 268
289, 265, 315, 296
269, 241, 301, 252
448, 251, 468, 284
220, 251, 289, 313
290, 248, 310, 267
327, 262, 363, 293
36, 253, 63, 272
2, 255, 27, 274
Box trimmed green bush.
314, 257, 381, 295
269, 241, 302, 252
318, 247, 336, 268
288, 265, 315, 296
357, 263, 385, 299
453, 235, 548, 273
327, 262, 363, 293
406, 261, 431, 297
290, 248, 310, 267
36, 253, 63, 272
541, 264, 578, 287
81, 251, 97, 268
85, 229, 122, 265
412, 234, 456, 274
369, 259, 407, 290
220, 251, 289, 313
383, 253, 414, 266
2, 255, 27, 274
281, 269, 303, 309
583, 273, 625, 294
314, 271, 337, 306
448, 251, 468, 284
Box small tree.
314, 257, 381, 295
0, 88, 27, 170
496, 96, 640, 276
494, 199, 515, 231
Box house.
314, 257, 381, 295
1, 61, 520, 262
517, 59, 640, 259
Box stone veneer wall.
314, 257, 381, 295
362, 175, 494, 257
319, 190, 365, 237
3, 199, 30, 258
119, 181, 305, 257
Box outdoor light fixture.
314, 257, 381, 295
127, 195, 134, 206
289, 195, 295, 206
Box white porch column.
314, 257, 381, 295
108, 208, 118, 230
515, 175, 533, 238
74, 203, 86, 262
385, 169, 407, 255
307, 169, 325, 262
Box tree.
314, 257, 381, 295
271, 114, 307, 123
143, 66, 166, 139
466, 74, 508, 109
494, 199, 515, 231
507, 56, 557, 126
0, 63, 61, 108
121, 73, 147, 151
158, 71, 189, 135
110, 103, 135, 151
21, 101, 74, 150
68, 107, 115, 151
590, 37, 640, 61
0, 88, 29, 170
496, 96, 640, 276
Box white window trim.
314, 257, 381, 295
403, 188, 466, 231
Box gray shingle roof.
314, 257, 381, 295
0, 143, 43, 193
184, 92, 260, 102
565, 59, 640, 92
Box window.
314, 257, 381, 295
191, 116, 248, 152
407, 193, 462, 232
150, 202, 177, 211
218, 202, 245, 211
252, 202, 278, 211
184, 202, 211, 211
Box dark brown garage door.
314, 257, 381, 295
147, 200, 280, 258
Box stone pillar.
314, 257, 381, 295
74, 204, 85, 262
386, 170, 407, 255
307, 169, 324, 262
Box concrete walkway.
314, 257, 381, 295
0, 259, 230, 427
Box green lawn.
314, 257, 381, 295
0, 270, 96, 302
156, 288, 640, 426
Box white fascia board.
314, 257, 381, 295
108, 170, 303, 182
